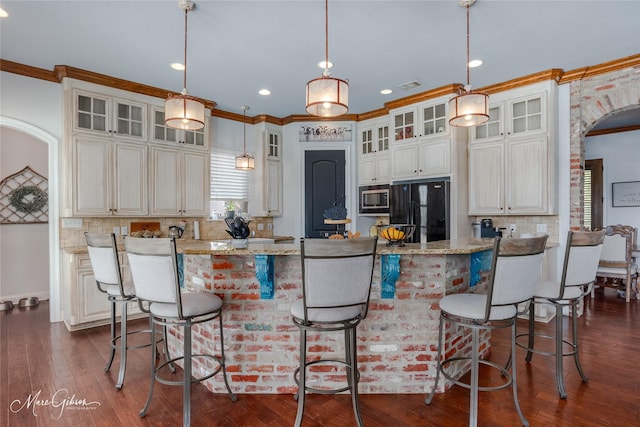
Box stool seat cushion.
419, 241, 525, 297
439, 293, 516, 321
534, 280, 583, 300
150, 292, 223, 319
106, 280, 136, 297
291, 299, 364, 323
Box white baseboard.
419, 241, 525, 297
0, 291, 49, 304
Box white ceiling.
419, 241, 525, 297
1, 1, 639, 120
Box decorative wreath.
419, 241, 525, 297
9, 185, 48, 214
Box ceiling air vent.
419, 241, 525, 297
398, 80, 422, 91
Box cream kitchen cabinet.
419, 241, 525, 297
62, 251, 144, 331
70, 136, 148, 216
263, 129, 283, 216
149, 146, 209, 216
471, 89, 547, 142
359, 121, 390, 185
391, 137, 451, 180
392, 99, 449, 143
72, 89, 147, 142
468, 134, 551, 215
468, 82, 556, 215
150, 105, 208, 150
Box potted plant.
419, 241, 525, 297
225, 201, 236, 219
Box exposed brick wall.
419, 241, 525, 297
175, 252, 490, 395
569, 65, 640, 230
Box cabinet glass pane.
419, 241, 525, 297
528, 98, 541, 115
528, 114, 542, 131
118, 119, 130, 135
513, 117, 526, 133
476, 125, 487, 139
131, 122, 142, 137
78, 112, 92, 129
78, 95, 92, 113
424, 121, 435, 135
131, 106, 143, 122
488, 122, 500, 137
118, 103, 130, 119
513, 101, 526, 119
185, 129, 205, 146
422, 103, 446, 136
94, 116, 106, 132
94, 99, 106, 116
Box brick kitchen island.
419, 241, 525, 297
175, 238, 494, 396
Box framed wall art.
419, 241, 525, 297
299, 124, 352, 142
612, 180, 640, 207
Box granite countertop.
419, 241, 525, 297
176, 238, 495, 256
63, 237, 556, 256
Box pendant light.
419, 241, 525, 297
164, 0, 205, 130
235, 106, 255, 170
305, 0, 348, 117
449, 0, 489, 127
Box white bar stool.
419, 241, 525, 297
291, 237, 378, 427
425, 235, 548, 427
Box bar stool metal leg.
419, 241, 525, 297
115, 299, 128, 389
105, 298, 117, 373
294, 328, 307, 427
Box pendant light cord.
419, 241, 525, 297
183, 7, 189, 91
243, 109, 247, 152
466, 3, 470, 88
324, 0, 329, 73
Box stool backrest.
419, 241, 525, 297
125, 237, 183, 316
559, 230, 605, 297
300, 237, 378, 322
85, 232, 129, 297
486, 235, 548, 320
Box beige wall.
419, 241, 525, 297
0, 127, 49, 301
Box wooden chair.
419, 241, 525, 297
594, 225, 638, 302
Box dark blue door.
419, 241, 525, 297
304, 150, 345, 238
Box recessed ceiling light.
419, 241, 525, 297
0, 8, 8, 18
318, 61, 333, 69
468, 59, 483, 68
258, 89, 271, 96
170, 62, 185, 71
380, 89, 392, 95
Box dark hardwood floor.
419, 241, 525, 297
1, 289, 638, 427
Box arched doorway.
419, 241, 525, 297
0, 117, 61, 322
568, 68, 640, 230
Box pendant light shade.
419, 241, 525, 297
165, 0, 205, 131
305, 0, 349, 117
165, 91, 205, 130
449, 90, 489, 127
449, 0, 488, 127
235, 106, 255, 170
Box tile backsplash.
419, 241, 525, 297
59, 216, 274, 248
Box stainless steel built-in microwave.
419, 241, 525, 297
359, 184, 390, 215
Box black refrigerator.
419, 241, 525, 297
389, 180, 450, 243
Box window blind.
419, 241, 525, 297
210, 150, 249, 201
583, 169, 592, 230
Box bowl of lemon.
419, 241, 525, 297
377, 224, 416, 246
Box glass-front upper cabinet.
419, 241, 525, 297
361, 128, 374, 155
393, 108, 415, 142
421, 102, 447, 137
474, 105, 503, 141
267, 129, 281, 159
150, 106, 207, 149
377, 125, 389, 153
73, 90, 147, 141
510, 96, 543, 135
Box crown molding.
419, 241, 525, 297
2, 55, 638, 125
